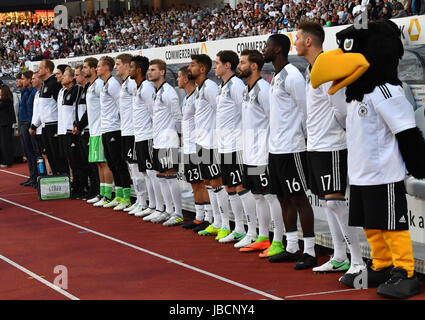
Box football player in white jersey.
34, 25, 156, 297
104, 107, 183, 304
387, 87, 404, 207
187, 54, 223, 237
237, 49, 286, 259
147, 59, 183, 227
177, 66, 212, 231
129, 55, 165, 220
114, 53, 147, 212
295, 22, 365, 279
213, 50, 260, 248
55, 64, 69, 175
263, 34, 317, 270
97, 56, 132, 209
82, 57, 114, 207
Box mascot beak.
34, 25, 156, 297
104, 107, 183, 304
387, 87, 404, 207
310, 48, 370, 94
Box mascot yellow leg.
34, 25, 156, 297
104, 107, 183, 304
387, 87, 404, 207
363, 229, 393, 271
381, 230, 415, 278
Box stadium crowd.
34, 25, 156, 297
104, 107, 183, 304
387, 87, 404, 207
0, 0, 423, 79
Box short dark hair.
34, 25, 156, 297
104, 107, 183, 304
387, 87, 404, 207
298, 21, 325, 46
269, 34, 291, 57
216, 50, 239, 71
99, 56, 115, 72
56, 64, 69, 74
240, 49, 265, 71
191, 54, 212, 74
131, 55, 150, 77
116, 53, 133, 65
22, 70, 33, 80
84, 57, 98, 69
42, 59, 55, 73
179, 66, 190, 77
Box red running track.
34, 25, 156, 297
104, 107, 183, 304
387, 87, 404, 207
0, 163, 424, 300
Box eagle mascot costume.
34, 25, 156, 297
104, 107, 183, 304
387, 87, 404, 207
310, 20, 425, 299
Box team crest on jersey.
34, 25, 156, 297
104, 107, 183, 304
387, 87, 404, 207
66, 94, 71, 101
43, 87, 48, 93
358, 103, 368, 117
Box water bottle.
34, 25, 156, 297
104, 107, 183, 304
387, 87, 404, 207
37, 157, 46, 176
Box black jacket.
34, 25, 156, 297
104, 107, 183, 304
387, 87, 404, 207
0, 98, 16, 126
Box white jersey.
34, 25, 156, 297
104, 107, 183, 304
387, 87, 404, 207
305, 66, 347, 152
56, 87, 66, 135
152, 82, 182, 149
86, 78, 104, 137
216, 75, 244, 153
194, 79, 218, 149
100, 76, 121, 134
346, 83, 416, 185
31, 91, 43, 135
269, 63, 307, 154
242, 78, 270, 166
133, 79, 155, 142
119, 76, 137, 136
182, 89, 197, 155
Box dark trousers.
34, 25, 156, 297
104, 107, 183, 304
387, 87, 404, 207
80, 131, 100, 194
0, 125, 15, 166
102, 130, 131, 188
19, 122, 40, 180
64, 132, 88, 192
41, 123, 69, 175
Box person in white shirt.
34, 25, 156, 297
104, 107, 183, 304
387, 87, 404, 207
97, 56, 132, 209
187, 54, 223, 237
237, 49, 286, 259
147, 59, 184, 227
129, 55, 165, 220
177, 66, 211, 231
295, 22, 364, 279
82, 57, 114, 207
262, 34, 317, 270
114, 53, 146, 212
213, 50, 259, 249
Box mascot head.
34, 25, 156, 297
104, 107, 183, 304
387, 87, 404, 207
310, 20, 404, 102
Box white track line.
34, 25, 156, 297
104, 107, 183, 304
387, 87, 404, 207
0, 169, 29, 178
0, 196, 283, 300
0, 253, 79, 300
284, 288, 361, 299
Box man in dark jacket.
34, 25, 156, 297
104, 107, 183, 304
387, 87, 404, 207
19, 71, 39, 187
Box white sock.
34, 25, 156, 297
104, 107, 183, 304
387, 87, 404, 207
286, 231, 299, 253
327, 199, 363, 265
323, 200, 347, 262
142, 172, 156, 209
129, 163, 147, 207
253, 193, 270, 238
228, 193, 246, 235
147, 170, 164, 212
214, 187, 230, 230
166, 177, 182, 217
303, 236, 316, 257
204, 202, 213, 223
207, 187, 221, 229
265, 194, 284, 243
194, 203, 205, 221
158, 176, 173, 214
239, 190, 258, 237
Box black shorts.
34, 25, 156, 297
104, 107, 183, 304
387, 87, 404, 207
101, 130, 124, 173
135, 139, 154, 172
349, 181, 409, 231
183, 153, 203, 184
242, 164, 270, 194
152, 147, 179, 173
268, 152, 309, 196
307, 150, 348, 198
219, 151, 244, 187
122, 135, 137, 163
197, 144, 221, 180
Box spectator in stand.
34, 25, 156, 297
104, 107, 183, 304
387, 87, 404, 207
393, 1, 409, 16
0, 84, 16, 168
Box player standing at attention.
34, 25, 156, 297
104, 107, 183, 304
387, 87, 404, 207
263, 34, 317, 269
129, 56, 165, 219
237, 49, 286, 258
147, 59, 184, 226
82, 57, 114, 207
187, 54, 221, 237
177, 66, 211, 231
295, 22, 365, 278
97, 56, 132, 209
213, 50, 259, 248
114, 53, 147, 212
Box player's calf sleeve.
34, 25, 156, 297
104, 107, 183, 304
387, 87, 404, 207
322, 199, 348, 262
228, 192, 246, 235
